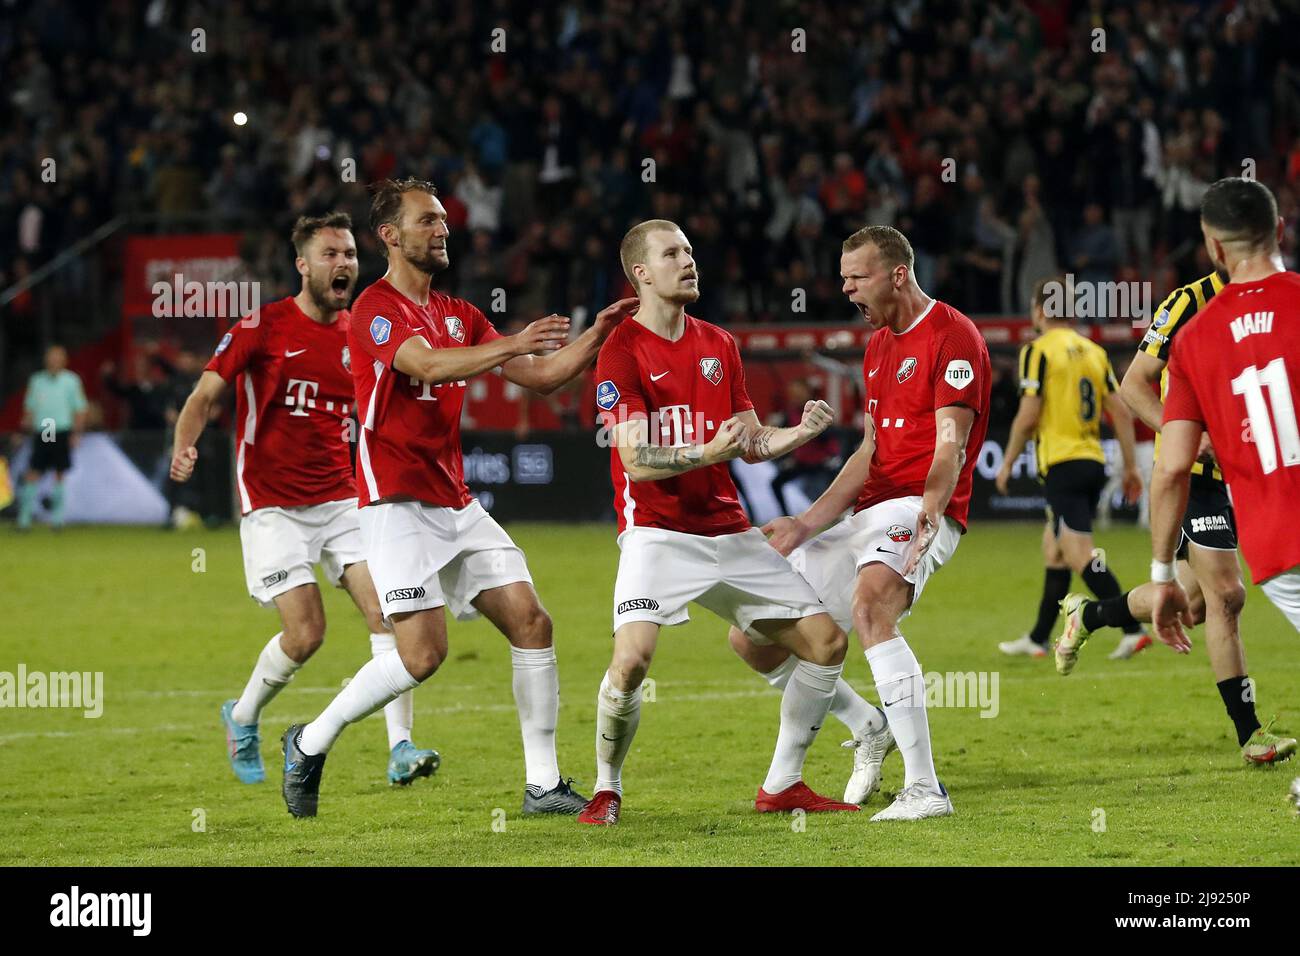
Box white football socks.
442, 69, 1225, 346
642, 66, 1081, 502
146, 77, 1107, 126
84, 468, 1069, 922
231, 632, 300, 726
761, 659, 843, 793
594, 672, 642, 795
298, 648, 419, 755
510, 645, 561, 791
760, 655, 885, 737
371, 633, 414, 750
864, 636, 937, 790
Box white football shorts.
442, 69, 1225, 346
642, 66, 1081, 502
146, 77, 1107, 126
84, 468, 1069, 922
361, 498, 533, 623
787, 495, 962, 633
612, 525, 827, 642
1260, 565, 1300, 632
239, 497, 365, 607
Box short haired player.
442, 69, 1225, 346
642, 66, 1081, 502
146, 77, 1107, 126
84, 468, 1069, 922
172, 213, 441, 788
994, 275, 1148, 667
279, 179, 639, 817
1056, 264, 1292, 764
756, 226, 992, 821
1151, 177, 1300, 771
577, 219, 856, 826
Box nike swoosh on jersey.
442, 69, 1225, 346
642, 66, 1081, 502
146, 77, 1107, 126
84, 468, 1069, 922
284, 349, 307, 357
868, 367, 880, 378
650, 371, 670, 381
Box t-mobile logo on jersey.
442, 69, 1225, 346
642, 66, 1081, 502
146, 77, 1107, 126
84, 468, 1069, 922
286, 378, 319, 417
657, 404, 696, 447
867, 399, 905, 429
408, 375, 466, 401
285, 379, 350, 416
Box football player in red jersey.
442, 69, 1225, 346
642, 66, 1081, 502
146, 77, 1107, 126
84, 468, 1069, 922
171, 213, 441, 788
754, 226, 992, 821
1155, 179, 1300, 637
279, 178, 639, 818
578, 220, 857, 826
1151, 177, 1299, 768
1054, 266, 1291, 765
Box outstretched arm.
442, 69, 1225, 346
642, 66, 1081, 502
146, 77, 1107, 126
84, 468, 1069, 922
500, 298, 639, 396
393, 317, 562, 386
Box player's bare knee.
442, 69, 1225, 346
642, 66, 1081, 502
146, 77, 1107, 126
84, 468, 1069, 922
283, 617, 326, 659
804, 622, 847, 666
1065, 550, 1092, 576
400, 645, 442, 681
609, 653, 649, 690
361, 606, 387, 635
509, 604, 553, 649
1211, 581, 1246, 621
852, 603, 894, 650
1223, 579, 1246, 617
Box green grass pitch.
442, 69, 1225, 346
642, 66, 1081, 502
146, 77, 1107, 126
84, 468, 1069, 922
1, 522, 1296, 866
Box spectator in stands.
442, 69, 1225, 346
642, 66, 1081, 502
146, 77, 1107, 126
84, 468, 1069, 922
100, 345, 179, 491
3, 0, 1299, 409
1070, 203, 1120, 314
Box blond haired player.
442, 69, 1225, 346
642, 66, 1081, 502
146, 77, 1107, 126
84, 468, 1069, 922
578, 219, 856, 826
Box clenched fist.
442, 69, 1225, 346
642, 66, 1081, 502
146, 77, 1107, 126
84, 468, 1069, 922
797, 399, 834, 437
171, 446, 198, 483
705, 416, 750, 464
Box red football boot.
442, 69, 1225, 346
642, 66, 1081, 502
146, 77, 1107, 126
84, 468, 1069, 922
578, 789, 621, 825
755, 780, 860, 813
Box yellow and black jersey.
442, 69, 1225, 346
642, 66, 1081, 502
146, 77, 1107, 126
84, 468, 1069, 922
1018, 326, 1119, 474
1139, 272, 1226, 482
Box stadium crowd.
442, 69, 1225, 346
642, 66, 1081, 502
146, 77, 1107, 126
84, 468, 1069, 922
3, 0, 1300, 338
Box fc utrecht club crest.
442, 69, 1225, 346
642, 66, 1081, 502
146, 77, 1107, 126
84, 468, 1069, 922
886, 524, 914, 543
445, 316, 465, 343
341, 346, 350, 371
896, 357, 918, 384
700, 357, 723, 385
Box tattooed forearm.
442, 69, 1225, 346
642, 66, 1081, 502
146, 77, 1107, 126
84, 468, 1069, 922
633, 443, 702, 472
748, 427, 775, 461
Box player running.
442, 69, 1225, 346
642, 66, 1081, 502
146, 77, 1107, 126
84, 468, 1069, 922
994, 277, 1149, 667
578, 219, 856, 826
1054, 267, 1291, 764
172, 212, 441, 787
1150, 178, 1300, 765
745, 226, 991, 822
280, 178, 638, 818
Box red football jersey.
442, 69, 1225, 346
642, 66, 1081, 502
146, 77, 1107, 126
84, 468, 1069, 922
856, 299, 992, 528
205, 297, 356, 514
1164, 271, 1300, 583
349, 278, 501, 508
595, 315, 753, 536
